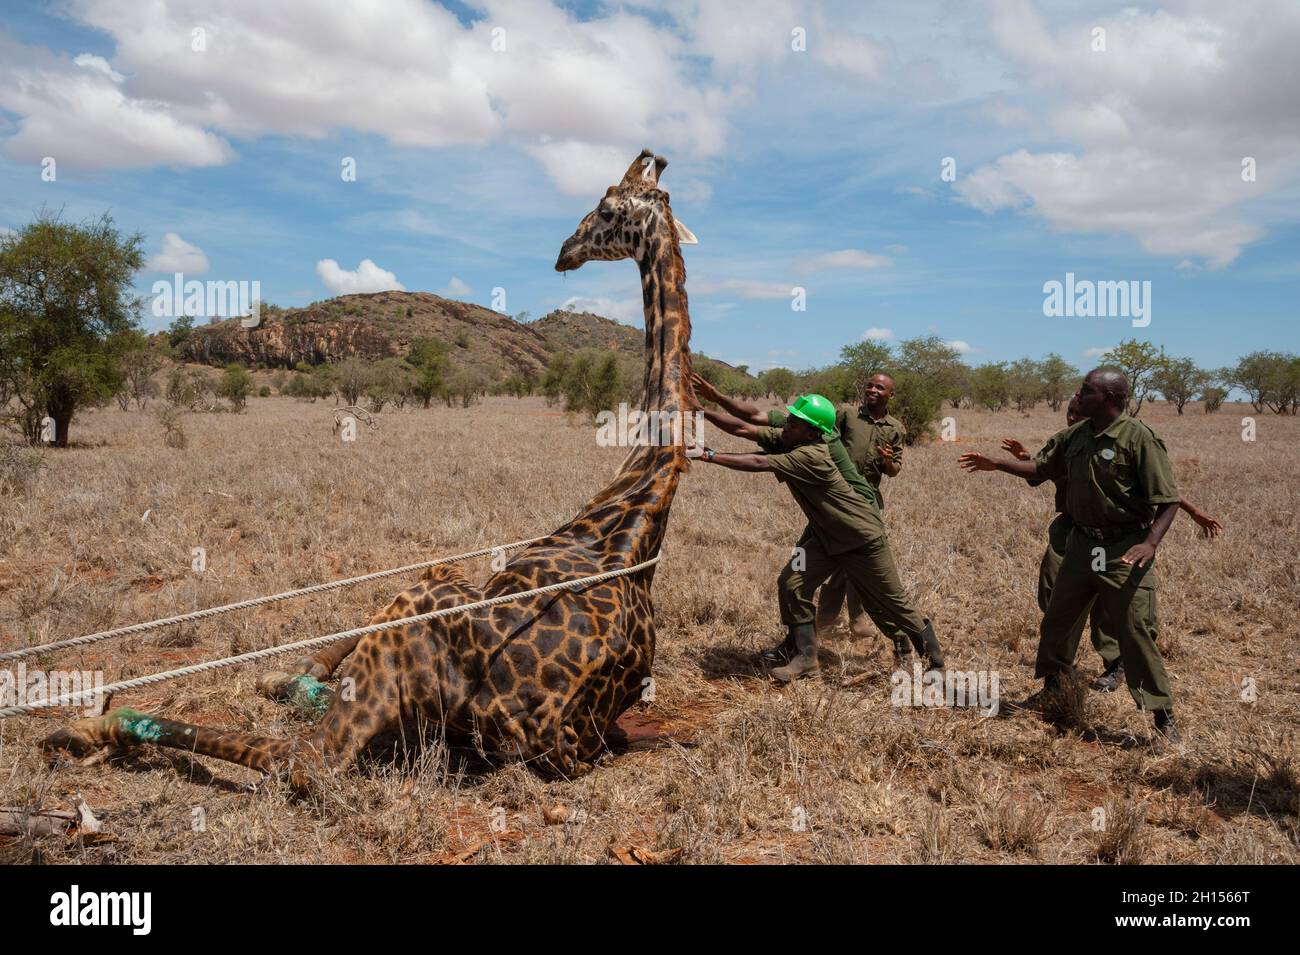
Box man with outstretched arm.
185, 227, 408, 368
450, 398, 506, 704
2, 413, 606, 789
689, 392, 945, 683
1000, 397, 1224, 693
691, 372, 908, 653
958, 368, 1186, 744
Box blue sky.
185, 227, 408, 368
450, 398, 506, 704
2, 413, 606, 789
1, 0, 1296, 374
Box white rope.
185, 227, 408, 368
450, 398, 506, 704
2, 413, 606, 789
0, 536, 547, 664
0, 552, 661, 719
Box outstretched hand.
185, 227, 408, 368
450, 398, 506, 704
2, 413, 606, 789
689, 372, 720, 404
958, 452, 998, 472
1001, 438, 1030, 461
1187, 508, 1223, 539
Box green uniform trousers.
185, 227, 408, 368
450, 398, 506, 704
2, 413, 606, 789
779, 534, 926, 642
1036, 526, 1173, 711
1039, 514, 1121, 668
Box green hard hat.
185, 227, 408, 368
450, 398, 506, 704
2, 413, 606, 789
786, 393, 837, 435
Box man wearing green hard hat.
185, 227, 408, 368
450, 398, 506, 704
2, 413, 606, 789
693, 371, 908, 653
688, 390, 945, 682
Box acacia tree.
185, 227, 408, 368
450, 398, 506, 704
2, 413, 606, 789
1151, 357, 1206, 414
839, 340, 892, 404
1038, 353, 1079, 411
970, 362, 1010, 410
757, 367, 796, 402
1007, 358, 1044, 412
1100, 339, 1166, 415
0, 212, 145, 446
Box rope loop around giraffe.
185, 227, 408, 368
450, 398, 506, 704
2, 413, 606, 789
0, 551, 662, 719
0, 536, 552, 665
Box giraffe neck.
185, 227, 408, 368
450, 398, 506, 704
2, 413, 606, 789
635, 221, 692, 421
556, 219, 692, 563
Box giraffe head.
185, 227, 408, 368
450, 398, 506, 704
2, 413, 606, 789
555, 148, 698, 272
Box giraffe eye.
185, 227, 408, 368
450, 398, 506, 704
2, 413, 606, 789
599, 209, 615, 222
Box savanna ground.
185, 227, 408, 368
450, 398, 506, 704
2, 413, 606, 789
0, 393, 1296, 864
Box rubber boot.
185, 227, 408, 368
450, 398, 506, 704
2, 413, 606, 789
1153, 709, 1182, 747
759, 627, 796, 665
907, 619, 945, 671
771, 623, 819, 683
891, 634, 915, 667
1089, 658, 1125, 692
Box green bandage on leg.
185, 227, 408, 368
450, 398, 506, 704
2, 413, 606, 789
284, 674, 333, 719
113, 708, 165, 743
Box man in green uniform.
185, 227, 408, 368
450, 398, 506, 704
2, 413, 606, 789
958, 368, 1185, 742
691, 372, 910, 656
1000, 397, 1223, 693
689, 392, 945, 682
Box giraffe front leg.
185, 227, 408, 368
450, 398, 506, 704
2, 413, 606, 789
41, 707, 315, 782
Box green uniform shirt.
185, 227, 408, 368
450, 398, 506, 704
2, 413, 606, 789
755, 427, 885, 554
1033, 415, 1180, 529
767, 406, 903, 506
1028, 429, 1070, 515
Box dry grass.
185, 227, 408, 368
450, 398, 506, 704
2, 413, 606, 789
0, 395, 1297, 864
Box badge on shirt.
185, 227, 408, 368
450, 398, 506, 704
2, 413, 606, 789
1099, 448, 1116, 460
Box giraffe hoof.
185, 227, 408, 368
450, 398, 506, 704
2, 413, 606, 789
289, 656, 331, 681
256, 671, 297, 700
39, 713, 123, 759
257, 672, 332, 719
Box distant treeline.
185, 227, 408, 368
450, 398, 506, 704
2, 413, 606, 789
687, 337, 1298, 444
3, 211, 1295, 448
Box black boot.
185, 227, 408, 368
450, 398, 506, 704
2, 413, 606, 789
771, 623, 819, 683
1090, 658, 1125, 692
891, 634, 914, 667
907, 619, 945, 671
759, 627, 796, 665
1153, 709, 1182, 746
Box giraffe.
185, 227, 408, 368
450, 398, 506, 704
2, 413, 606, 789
41, 149, 700, 785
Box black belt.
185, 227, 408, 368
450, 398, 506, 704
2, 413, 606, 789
1076, 523, 1148, 542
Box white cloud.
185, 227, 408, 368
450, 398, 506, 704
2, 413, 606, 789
957, 1, 1300, 268
526, 140, 632, 199
797, 249, 892, 273
862, 327, 893, 340
440, 277, 473, 298
0, 35, 231, 170
945, 340, 973, 354
72, 54, 124, 84
560, 295, 642, 325
13, 0, 748, 191
147, 233, 209, 274
1083, 346, 1110, 358
0, 0, 913, 194
315, 259, 405, 295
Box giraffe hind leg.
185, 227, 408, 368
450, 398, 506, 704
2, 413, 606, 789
260, 566, 481, 720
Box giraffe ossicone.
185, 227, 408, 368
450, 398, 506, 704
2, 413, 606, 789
41, 148, 701, 786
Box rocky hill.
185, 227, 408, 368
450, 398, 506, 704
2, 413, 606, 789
175, 290, 749, 382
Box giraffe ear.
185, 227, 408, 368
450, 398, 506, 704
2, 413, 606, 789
674, 219, 699, 245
